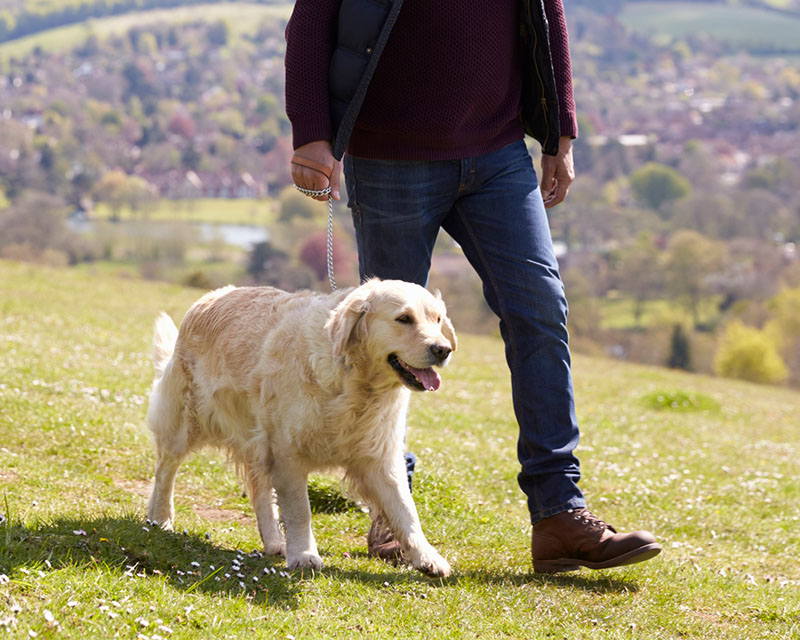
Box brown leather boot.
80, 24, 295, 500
367, 514, 403, 562
532, 508, 661, 573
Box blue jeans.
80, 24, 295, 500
343, 139, 586, 524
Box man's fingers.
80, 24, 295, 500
540, 164, 556, 201
543, 166, 573, 208
540, 136, 575, 209
543, 181, 569, 209
291, 166, 331, 202
291, 141, 338, 202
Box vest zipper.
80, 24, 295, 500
526, 0, 551, 151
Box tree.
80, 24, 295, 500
122, 60, 157, 101
630, 162, 691, 214
662, 230, 725, 327
615, 234, 664, 325
279, 186, 318, 222
207, 20, 230, 46
93, 170, 156, 219
298, 231, 354, 283
560, 267, 602, 337
247, 240, 313, 290
167, 111, 196, 140
714, 321, 787, 384
764, 287, 800, 385
667, 324, 692, 370
766, 287, 800, 343
671, 193, 738, 239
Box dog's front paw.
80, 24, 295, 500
147, 517, 174, 531
413, 548, 451, 578
286, 551, 323, 572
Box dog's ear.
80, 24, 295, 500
441, 313, 457, 352
326, 290, 372, 357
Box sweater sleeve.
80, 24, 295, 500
284, 0, 341, 149
542, 0, 578, 139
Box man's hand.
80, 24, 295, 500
291, 140, 342, 202
540, 136, 575, 209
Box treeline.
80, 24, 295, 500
0, 18, 291, 203
0, 0, 279, 43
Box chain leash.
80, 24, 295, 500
293, 184, 337, 291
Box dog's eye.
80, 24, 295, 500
395, 314, 414, 325
437, 315, 442, 324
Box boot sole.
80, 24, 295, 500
533, 543, 662, 573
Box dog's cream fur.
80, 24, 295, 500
146, 279, 456, 576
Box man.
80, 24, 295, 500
284, 0, 661, 572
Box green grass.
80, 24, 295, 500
0, 2, 292, 60
92, 197, 279, 226
620, 2, 800, 51
1, 260, 799, 638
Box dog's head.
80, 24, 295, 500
326, 279, 457, 391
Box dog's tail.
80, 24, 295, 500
153, 312, 179, 379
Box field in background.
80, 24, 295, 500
91, 197, 279, 226
619, 2, 800, 51
0, 260, 798, 638
0, 2, 291, 60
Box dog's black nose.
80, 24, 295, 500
430, 344, 452, 362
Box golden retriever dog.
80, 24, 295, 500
145, 279, 456, 576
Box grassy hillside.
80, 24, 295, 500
0, 0, 284, 43
0, 2, 291, 59
620, 1, 800, 51
1, 261, 798, 638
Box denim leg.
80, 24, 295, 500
343, 143, 586, 524
404, 452, 416, 492
441, 140, 586, 523
343, 156, 460, 495
343, 155, 459, 285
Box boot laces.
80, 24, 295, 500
568, 508, 617, 533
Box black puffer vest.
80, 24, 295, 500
327, 0, 562, 160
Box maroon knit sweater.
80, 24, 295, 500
285, 0, 577, 161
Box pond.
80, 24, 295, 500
68, 217, 269, 250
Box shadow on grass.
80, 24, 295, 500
0, 514, 641, 607
327, 550, 642, 594
326, 565, 640, 594
0, 515, 304, 608
461, 569, 641, 593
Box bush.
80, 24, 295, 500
278, 186, 318, 222
182, 269, 214, 290
0, 192, 91, 264
641, 389, 720, 412
713, 321, 788, 384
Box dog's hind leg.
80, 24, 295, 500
147, 452, 184, 530
242, 461, 285, 557
146, 369, 192, 530
271, 462, 322, 571
351, 459, 451, 578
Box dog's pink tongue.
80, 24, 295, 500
408, 366, 441, 391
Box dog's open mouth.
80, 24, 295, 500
388, 353, 441, 391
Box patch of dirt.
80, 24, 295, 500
192, 505, 254, 524
0, 470, 18, 483
113, 478, 152, 498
